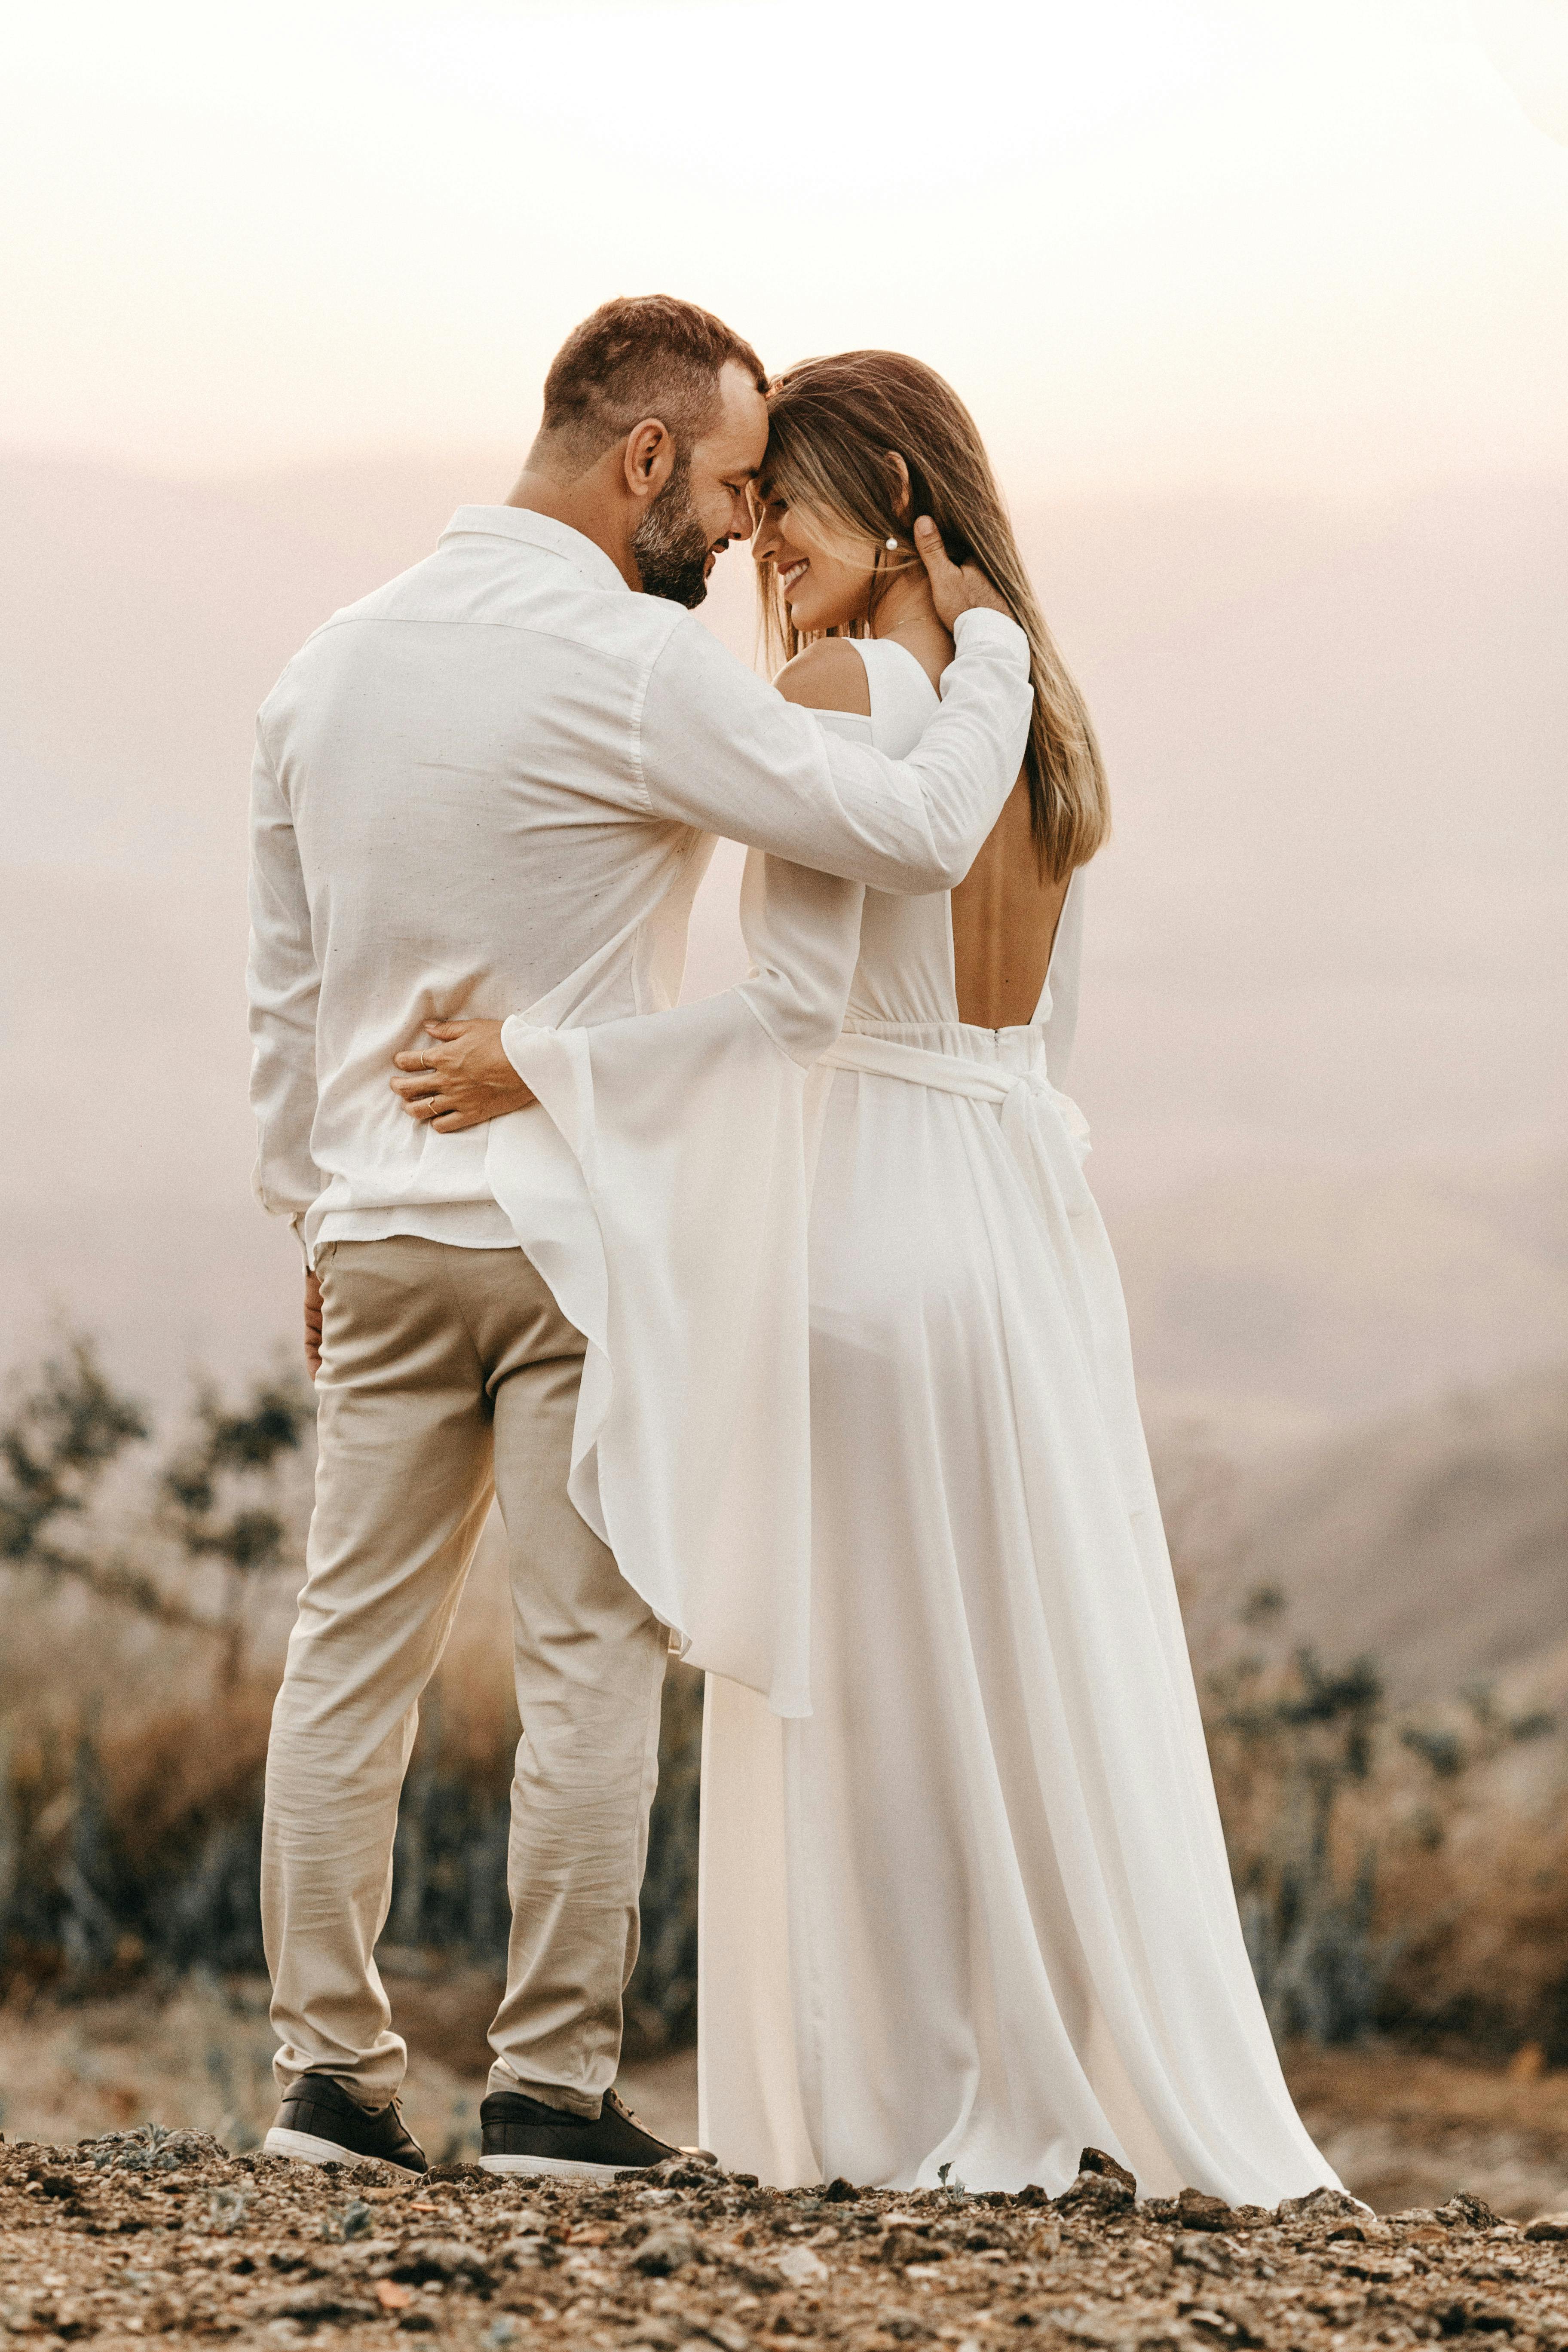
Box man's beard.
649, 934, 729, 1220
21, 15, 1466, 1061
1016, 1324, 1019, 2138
631, 454, 712, 609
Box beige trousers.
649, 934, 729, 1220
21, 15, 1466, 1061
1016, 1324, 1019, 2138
262, 1237, 668, 2113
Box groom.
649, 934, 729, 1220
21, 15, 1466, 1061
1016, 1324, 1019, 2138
248, 294, 1032, 2180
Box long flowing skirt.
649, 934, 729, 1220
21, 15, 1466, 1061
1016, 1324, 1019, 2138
699, 1031, 1337, 2202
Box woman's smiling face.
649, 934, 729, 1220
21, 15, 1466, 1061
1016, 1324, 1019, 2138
751, 484, 878, 636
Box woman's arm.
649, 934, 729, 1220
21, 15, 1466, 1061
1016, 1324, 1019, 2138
393, 836, 862, 1131
393, 654, 875, 1131
636, 527, 1030, 894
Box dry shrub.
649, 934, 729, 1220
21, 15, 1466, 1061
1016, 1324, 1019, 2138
97, 1687, 276, 1865
1203, 1615, 1568, 2054
1377, 1803, 1568, 2057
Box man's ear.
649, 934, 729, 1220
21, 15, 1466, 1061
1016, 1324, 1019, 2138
885, 450, 912, 524
624, 417, 677, 507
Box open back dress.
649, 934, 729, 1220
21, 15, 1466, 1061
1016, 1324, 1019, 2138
489, 635, 1338, 2200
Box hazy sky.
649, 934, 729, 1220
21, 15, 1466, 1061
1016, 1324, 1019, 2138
6, 0, 1565, 493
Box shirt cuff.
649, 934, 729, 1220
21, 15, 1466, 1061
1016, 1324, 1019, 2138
951, 606, 1029, 667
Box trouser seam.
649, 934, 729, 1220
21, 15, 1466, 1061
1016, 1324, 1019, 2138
439, 1247, 493, 1395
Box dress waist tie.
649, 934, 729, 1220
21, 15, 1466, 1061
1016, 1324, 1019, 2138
819, 1031, 1090, 1155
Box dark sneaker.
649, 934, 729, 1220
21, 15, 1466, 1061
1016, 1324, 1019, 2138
480, 2086, 701, 2181
263, 2074, 427, 2175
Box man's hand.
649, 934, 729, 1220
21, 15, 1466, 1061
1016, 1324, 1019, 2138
304, 1268, 323, 1382
913, 514, 1013, 628
391, 1019, 535, 1133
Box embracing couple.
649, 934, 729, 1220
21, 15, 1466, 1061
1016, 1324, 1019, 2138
248, 295, 1336, 2200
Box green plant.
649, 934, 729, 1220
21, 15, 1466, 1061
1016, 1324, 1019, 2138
159, 1380, 313, 1685
0, 1333, 312, 1681
1207, 1643, 1387, 2044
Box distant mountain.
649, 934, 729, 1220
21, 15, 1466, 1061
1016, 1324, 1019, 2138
1177, 1360, 1568, 1704
1121, 1152, 1568, 1422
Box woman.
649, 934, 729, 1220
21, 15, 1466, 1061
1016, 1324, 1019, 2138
393, 355, 1338, 2204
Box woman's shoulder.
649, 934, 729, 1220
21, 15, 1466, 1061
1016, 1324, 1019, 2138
772, 637, 872, 716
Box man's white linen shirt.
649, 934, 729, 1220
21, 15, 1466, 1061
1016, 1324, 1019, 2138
248, 505, 1032, 1262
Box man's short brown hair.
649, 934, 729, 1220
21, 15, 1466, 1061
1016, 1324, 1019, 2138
539, 294, 766, 470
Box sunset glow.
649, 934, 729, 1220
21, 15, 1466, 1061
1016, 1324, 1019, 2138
4, 0, 1565, 490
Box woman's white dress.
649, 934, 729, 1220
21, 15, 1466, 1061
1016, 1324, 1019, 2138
487, 636, 1338, 2204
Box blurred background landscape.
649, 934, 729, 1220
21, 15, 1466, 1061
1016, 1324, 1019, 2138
1, 0, 1565, 2214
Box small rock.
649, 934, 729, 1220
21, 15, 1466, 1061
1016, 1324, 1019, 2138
882, 2225, 947, 2267
1175, 2188, 1234, 2233
344, 2237, 399, 2264
1524, 2213, 1568, 2241
260, 2285, 380, 2322
500, 2230, 557, 2268
703, 2321, 754, 2352
776, 2242, 829, 2285
1078, 2148, 1138, 2197
1429, 2297, 1515, 2336
1435, 2193, 1497, 2232
1056, 2169, 1133, 2218
726, 2259, 787, 2294
1277, 2186, 1364, 2224
633, 2221, 703, 2275
1191, 2297, 1268, 2346
1173, 2232, 1232, 2275
387, 2236, 494, 2287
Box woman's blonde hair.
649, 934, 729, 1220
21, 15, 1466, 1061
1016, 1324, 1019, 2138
758, 351, 1109, 879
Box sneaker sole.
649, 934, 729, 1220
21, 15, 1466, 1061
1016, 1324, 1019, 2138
263, 2125, 424, 2176
479, 2151, 653, 2182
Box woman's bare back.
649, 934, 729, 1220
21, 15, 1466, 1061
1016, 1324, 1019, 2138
950, 777, 1069, 1030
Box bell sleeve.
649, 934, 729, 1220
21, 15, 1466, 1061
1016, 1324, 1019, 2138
483, 840, 865, 1719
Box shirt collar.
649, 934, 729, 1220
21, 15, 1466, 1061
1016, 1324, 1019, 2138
439, 504, 632, 595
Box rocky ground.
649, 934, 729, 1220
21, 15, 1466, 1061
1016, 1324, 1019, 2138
6, 1980, 1568, 2348
4, 2132, 1568, 2352
7, 1980, 1568, 2222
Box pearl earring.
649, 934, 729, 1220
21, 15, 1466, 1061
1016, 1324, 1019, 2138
885, 536, 898, 549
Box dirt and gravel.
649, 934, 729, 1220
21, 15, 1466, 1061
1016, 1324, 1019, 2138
4, 2131, 1568, 2352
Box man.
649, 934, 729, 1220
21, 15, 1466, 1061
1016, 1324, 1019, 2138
249, 294, 1032, 2180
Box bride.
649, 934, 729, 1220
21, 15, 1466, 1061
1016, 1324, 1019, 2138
392, 352, 1338, 2203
